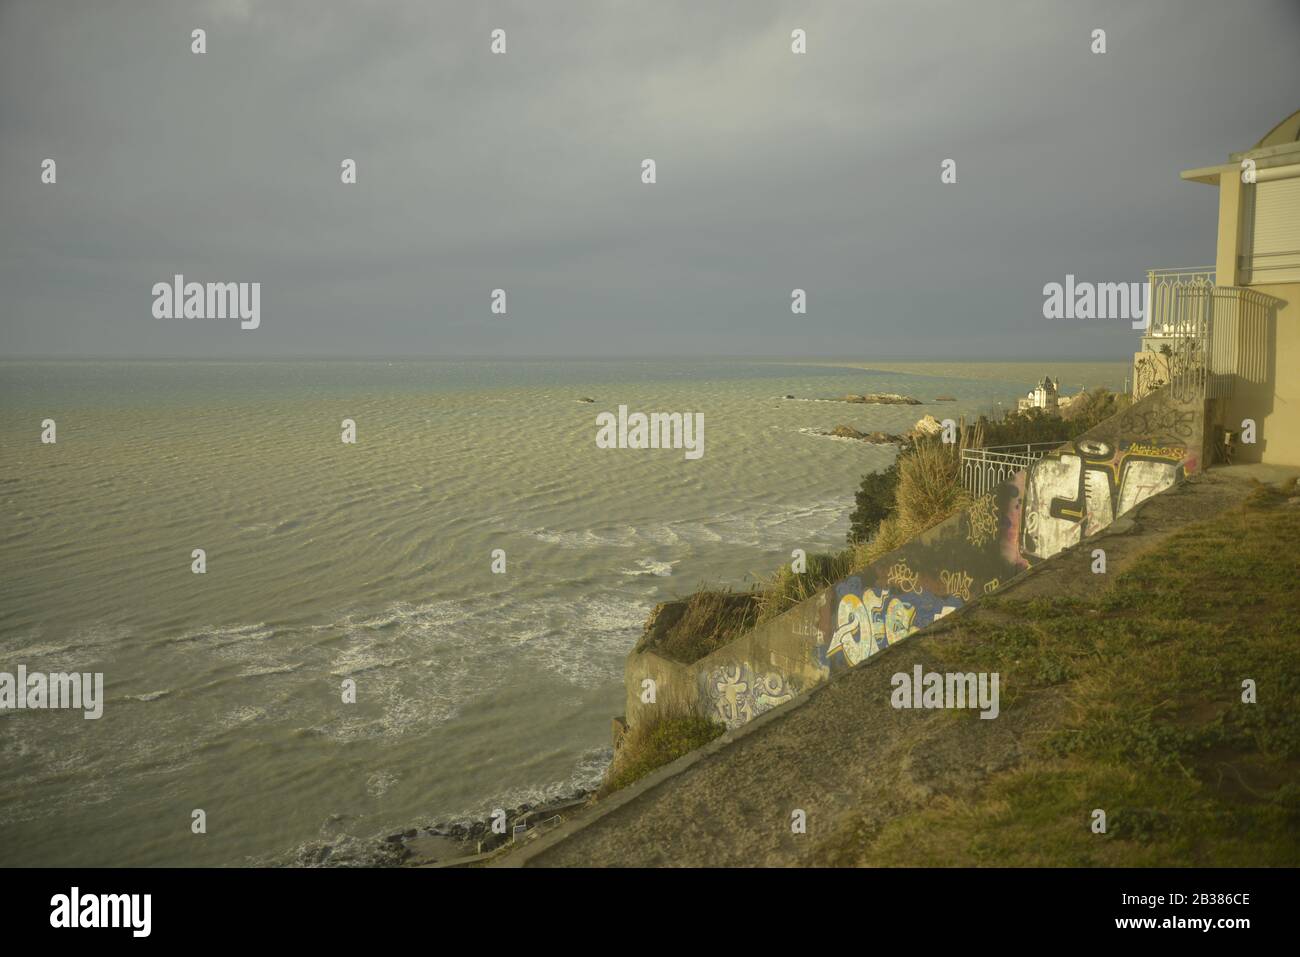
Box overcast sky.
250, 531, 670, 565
1, 0, 1297, 359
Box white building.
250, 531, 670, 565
1017, 375, 1059, 412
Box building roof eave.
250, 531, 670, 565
1180, 163, 1231, 185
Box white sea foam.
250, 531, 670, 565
238, 664, 298, 678
167, 622, 275, 646
366, 771, 398, 798
624, 558, 675, 577
5, 623, 129, 665
524, 526, 635, 549
123, 689, 171, 702
439, 745, 613, 829
221, 705, 268, 729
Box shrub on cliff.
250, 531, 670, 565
847, 462, 899, 544
848, 436, 970, 568
1059, 386, 1132, 431
979, 408, 1070, 446
975, 388, 1131, 447
756, 549, 857, 623
599, 712, 725, 797
850, 513, 913, 568
895, 434, 972, 529
845, 420, 985, 567
653, 589, 761, 664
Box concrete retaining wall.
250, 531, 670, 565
625, 387, 1208, 731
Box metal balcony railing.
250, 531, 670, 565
960, 442, 1061, 498
1145, 267, 1215, 338
1138, 268, 1271, 401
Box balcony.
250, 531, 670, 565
1144, 267, 1214, 338
1135, 268, 1271, 401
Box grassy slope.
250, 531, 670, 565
599, 714, 724, 797
816, 482, 1300, 866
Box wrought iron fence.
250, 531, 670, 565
1139, 269, 1270, 401
1203, 285, 1271, 392
959, 442, 1061, 498
1145, 267, 1215, 337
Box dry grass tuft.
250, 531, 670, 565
599, 709, 725, 797
653, 588, 761, 664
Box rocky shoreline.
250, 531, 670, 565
813, 413, 945, 445
385, 789, 594, 866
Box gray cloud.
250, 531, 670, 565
2, 0, 1298, 358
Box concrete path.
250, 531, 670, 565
498, 467, 1290, 867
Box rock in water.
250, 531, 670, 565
840, 392, 922, 405
827, 425, 902, 444
908, 414, 944, 439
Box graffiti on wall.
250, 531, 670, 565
939, 568, 974, 601
966, 492, 1000, 548
885, 559, 922, 593
1020, 439, 1185, 560
1118, 402, 1197, 441
999, 472, 1030, 571
813, 416, 1196, 680
703, 663, 797, 729
679, 392, 1205, 733
822, 576, 959, 670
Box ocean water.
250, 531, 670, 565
0, 358, 1125, 866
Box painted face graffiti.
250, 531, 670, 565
1020, 439, 1185, 560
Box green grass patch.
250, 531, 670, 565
599, 714, 726, 797
650, 589, 762, 664
816, 488, 1300, 866
755, 550, 856, 624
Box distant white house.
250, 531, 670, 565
1017, 375, 1060, 412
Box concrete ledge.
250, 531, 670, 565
493, 690, 817, 867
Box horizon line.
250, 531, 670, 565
0, 353, 1136, 363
